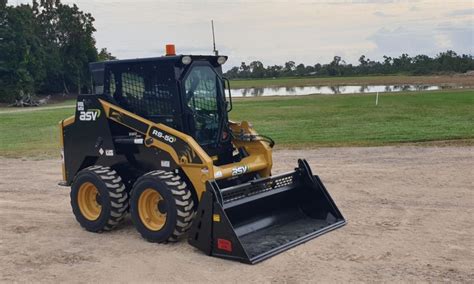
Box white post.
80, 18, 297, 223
375, 92, 379, 106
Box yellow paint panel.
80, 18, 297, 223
58, 120, 66, 181
62, 115, 75, 126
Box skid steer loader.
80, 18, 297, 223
59, 45, 345, 264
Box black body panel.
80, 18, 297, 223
63, 94, 179, 186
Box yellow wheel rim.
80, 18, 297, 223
138, 188, 167, 231
78, 182, 102, 221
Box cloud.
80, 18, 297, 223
373, 11, 396, 17
446, 8, 474, 17
7, 0, 473, 68
367, 23, 473, 58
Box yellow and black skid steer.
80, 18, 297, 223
59, 45, 345, 264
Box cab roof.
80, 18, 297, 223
89, 54, 226, 71
89, 54, 227, 93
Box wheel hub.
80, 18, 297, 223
77, 182, 102, 221
138, 188, 167, 231
157, 199, 167, 214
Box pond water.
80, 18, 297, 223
230, 84, 456, 97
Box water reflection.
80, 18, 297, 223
231, 84, 456, 97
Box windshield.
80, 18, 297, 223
184, 65, 224, 145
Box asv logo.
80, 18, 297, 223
231, 165, 249, 176
79, 109, 101, 121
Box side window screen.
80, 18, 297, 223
109, 72, 116, 95
110, 64, 177, 120
122, 72, 145, 101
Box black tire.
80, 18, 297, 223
70, 165, 129, 232
130, 170, 194, 243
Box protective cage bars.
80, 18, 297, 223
108, 64, 178, 118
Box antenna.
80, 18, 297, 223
211, 20, 218, 56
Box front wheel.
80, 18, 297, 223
130, 171, 194, 242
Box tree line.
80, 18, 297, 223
1, 1, 473, 104
0, 0, 115, 103
224, 51, 474, 79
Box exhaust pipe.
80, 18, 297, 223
188, 159, 346, 264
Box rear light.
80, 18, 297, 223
217, 238, 232, 252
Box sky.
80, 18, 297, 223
8, 0, 474, 69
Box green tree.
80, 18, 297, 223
0, 0, 103, 102
0, 4, 44, 102
266, 65, 283, 78
284, 61, 295, 74
295, 63, 306, 76
36, 1, 98, 94
98, 48, 116, 61
239, 62, 251, 78
393, 53, 412, 73
249, 61, 265, 78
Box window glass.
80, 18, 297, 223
184, 65, 222, 145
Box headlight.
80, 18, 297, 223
181, 56, 192, 65
217, 56, 227, 65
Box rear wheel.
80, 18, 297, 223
130, 171, 194, 243
70, 166, 129, 232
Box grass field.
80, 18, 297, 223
231, 89, 473, 147
229, 75, 474, 89
0, 89, 472, 158
0, 107, 73, 158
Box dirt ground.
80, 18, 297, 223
0, 146, 473, 282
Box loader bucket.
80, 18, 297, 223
188, 159, 346, 264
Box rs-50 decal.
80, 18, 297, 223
148, 126, 202, 164
151, 128, 176, 143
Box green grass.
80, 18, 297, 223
0, 108, 74, 158
52, 99, 76, 106
0, 89, 472, 158
230, 89, 474, 147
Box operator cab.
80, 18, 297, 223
89, 48, 234, 163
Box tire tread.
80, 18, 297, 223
132, 170, 194, 242
71, 165, 129, 232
